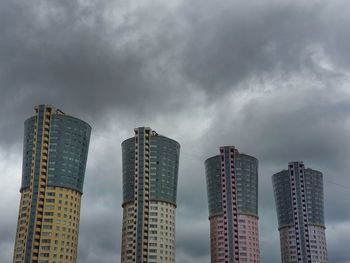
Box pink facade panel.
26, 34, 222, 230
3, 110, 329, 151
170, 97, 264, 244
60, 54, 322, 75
279, 225, 327, 263
210, 216, 225, 263
238, 215, 260, 263
308, 225, 328, 263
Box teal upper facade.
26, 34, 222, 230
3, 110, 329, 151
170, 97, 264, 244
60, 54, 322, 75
122, 128, 180, 206
272, 164, 325, 227
205, 149, 259, 218
205, 155, 222, 217
235, 153, 259, 216
21, 116, 36, 189
21, 107, 91, 193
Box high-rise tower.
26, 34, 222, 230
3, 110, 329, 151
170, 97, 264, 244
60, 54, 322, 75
205, 146, 260, 263
121, 127, 180, 263
13, 105, 91, 263
272, 161, 328, 263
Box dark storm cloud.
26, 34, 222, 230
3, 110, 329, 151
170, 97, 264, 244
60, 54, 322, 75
180, 1, 322, 91
0, 0, 349, 144
0, 0, 187, 145
1, 0, 350, 263
176, 216, 209, 258
178, 0, 350, 97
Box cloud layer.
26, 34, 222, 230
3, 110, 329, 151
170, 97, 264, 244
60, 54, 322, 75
1, 0, 350, 262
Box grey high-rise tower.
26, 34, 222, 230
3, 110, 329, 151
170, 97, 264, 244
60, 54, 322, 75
120, 127, 180, 263
272, 161, 328, 263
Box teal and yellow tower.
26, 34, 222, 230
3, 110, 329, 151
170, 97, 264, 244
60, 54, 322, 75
13, 105, 91, 263
121, 127, 180, 263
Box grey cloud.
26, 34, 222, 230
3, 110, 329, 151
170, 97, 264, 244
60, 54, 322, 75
1, 0, 350, 145
175, 218, 209, 258
1, 0, 350, 263
0, 0, 188, 145
78, 206, 120, 263
259, 209, 281, 261
327, 229, 350, 263
180, 0, 350, 94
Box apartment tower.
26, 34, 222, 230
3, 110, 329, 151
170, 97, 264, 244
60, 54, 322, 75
13, 105, 91, 263
272, 161, 328, 263
121, 127, 180, 263
205, 146, 260, 263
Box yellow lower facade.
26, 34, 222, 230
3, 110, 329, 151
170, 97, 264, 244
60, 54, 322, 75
13, 186, 82, 263
121, 200, 176, 263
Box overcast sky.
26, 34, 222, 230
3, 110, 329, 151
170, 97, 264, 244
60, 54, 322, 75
1, 0, 350, 262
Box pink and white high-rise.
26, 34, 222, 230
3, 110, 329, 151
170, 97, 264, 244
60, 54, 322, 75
205, 146, 260, 263
272, 162, 328, 263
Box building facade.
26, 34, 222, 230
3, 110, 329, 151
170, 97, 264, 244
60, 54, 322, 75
205, 146, 260, 263
272, 162, 328, 263
13, 105, 91, 263
121, 127, 180, 263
